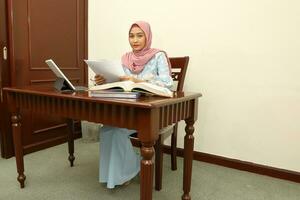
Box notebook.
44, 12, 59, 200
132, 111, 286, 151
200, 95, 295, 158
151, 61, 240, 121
89, 89, 141, 99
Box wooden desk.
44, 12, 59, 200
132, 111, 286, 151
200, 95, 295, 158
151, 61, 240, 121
4, 86, 201, 200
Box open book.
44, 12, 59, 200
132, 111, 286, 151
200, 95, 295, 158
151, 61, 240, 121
89, 81, 173, 98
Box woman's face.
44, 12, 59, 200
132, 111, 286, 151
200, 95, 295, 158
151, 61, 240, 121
129, 25, 146, 52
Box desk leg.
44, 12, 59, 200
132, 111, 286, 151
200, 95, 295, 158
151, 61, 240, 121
140, 141, 155, 200
66, 119, 75, 167
154, 135, 163, 191
182, 118, 195, 200
11, 114, 26, 188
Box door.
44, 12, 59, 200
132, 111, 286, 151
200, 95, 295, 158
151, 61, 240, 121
1, 0, 88, 158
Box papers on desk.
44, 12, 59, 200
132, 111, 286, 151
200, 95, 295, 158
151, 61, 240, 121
84, 59, 125, 83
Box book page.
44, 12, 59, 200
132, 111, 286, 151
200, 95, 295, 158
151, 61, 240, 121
88, 81, 134, 91
133, 82, 173, 97
89, 81, 173, 97
85, 59, 125, 83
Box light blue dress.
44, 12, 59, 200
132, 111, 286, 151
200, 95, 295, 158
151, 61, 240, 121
99, 52, 173, 188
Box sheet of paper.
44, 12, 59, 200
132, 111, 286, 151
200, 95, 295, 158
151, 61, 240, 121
85, 59, 125, 83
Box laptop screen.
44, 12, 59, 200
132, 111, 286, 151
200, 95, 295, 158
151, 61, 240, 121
45, 59, 76, 90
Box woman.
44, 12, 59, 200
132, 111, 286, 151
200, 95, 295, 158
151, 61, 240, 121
96, 21, 173, 189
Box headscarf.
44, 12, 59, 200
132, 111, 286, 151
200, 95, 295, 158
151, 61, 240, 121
121, 21, 171, 74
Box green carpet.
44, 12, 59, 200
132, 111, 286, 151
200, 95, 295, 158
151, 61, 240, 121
0, 140, 299, 200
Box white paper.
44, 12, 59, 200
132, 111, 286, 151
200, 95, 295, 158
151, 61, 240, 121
85, 59, 125, 83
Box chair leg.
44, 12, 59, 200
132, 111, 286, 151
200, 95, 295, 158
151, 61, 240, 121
171, 124, 178, 171
155, 135, 163, 191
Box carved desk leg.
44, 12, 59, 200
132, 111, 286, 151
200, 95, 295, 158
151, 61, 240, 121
11, 113, 26, 188
66, 119, 75, 167
182, 118, 195, 200
140, 141, 155, 200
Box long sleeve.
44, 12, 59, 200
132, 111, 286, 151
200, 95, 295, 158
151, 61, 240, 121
122, 52, 173, 89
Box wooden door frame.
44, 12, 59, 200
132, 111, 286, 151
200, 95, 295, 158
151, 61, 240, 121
1, 0, 88, 158
0, 0, 13, 158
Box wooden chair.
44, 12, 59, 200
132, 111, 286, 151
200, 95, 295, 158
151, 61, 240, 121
131, 56, 189, 191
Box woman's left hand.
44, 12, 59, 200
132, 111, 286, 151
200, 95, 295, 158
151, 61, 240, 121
119, 76, 144, 83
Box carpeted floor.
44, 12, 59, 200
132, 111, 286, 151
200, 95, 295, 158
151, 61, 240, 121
0, 139, 299, 200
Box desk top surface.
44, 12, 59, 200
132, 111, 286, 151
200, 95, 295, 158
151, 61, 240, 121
4, 86, 202, 108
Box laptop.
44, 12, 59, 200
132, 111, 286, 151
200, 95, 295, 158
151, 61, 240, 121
45, 59, 87, 91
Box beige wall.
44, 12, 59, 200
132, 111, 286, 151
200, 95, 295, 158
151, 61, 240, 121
88, 0, 300, 172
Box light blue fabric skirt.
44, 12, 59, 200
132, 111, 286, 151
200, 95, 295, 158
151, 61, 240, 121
99, 126, 140, 188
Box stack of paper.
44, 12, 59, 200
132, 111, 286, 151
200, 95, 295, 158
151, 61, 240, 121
89, 89, 141, 99
85, 59, 125, 83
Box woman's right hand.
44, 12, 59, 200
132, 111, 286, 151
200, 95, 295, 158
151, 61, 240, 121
93, 74, 106, 85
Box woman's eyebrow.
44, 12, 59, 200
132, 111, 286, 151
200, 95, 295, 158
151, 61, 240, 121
130, 32, 144, 35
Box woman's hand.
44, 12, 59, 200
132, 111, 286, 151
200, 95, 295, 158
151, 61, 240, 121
119, 76, 144, 83
119, 76, 132, 82
93, 74, 106, 85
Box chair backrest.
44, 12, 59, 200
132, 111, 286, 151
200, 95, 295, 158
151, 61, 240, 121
169, 56, 189, 92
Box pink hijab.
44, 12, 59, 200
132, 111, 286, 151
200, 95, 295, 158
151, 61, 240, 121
121, 21, 171, 74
